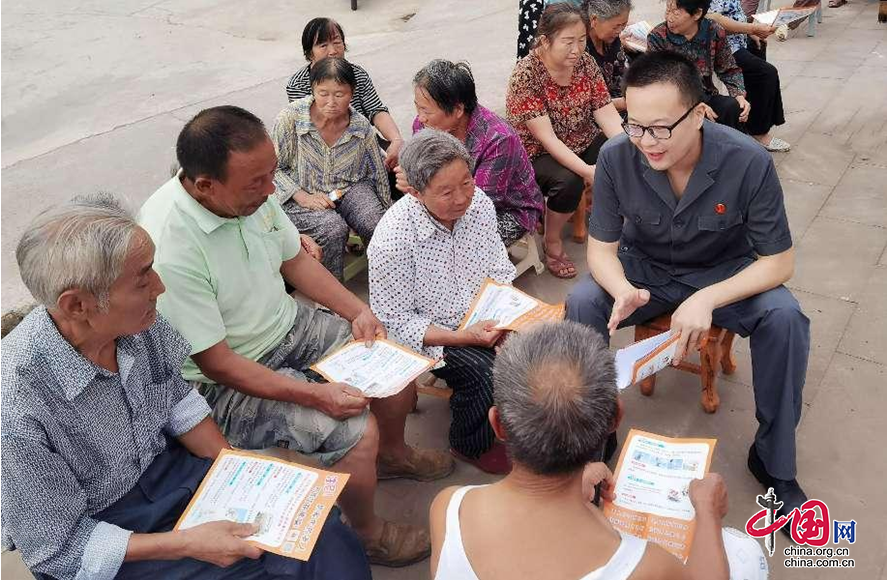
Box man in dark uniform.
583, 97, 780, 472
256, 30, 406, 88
566, 51, 809, 526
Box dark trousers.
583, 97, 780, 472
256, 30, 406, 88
432, 346, 497, 458
704, 93, 742, 130
734, 47, 785, 136
566, 274, 810, 481
532, 134, 607, 214
33, 442, 371, 580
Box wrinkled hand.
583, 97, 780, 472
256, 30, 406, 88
701, 102, 719, 121
294, 191, 335, 211
179, 521, 263, 567
313, 382, 369, 419
736, 95, 752, 123
351, 306, 387, 346
608, 287, 651, 335
384, 139, 404, 170
299, 234, 323, 262
394, 165, 417, 196
582, 462, 617, 504
670, 293, 713, 365
461, 319, 504, 348
689, 473, 728, 520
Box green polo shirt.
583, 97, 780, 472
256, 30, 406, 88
139, 176, 301, 383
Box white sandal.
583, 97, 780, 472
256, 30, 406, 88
764, 137, 791, 152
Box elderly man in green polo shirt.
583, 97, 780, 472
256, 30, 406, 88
139, 105, 453, 568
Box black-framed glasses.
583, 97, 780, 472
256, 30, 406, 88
622, 103, 699, 140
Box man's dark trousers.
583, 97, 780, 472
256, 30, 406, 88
566, 273, 810, 481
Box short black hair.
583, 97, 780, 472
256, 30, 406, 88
622, 51, 705, 108
301, 17, 346, 61
176, 106, 267, 183
309, 57, 357, 91
676, 0, 712, 18
413, 59, 478, 116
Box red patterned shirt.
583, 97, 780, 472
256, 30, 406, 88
506, 50, 612, 159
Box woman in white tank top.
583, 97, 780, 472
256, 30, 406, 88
429, 322, 734, 580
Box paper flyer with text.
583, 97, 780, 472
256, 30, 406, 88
459, 278, 564, 332
604, 429, 716, 561
175, 449, 349, 561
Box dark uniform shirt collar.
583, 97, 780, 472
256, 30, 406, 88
639, 120, 722, 215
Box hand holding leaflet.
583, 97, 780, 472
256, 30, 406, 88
460, 279, 565, 332
310, 339, 436, 398
175, 449, 349, 561
603, 429, 717, 562
614, 330, 680, 390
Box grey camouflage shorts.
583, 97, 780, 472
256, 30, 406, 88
195, 306, 369, 466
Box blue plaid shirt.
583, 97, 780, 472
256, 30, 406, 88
1, 307, 210, 580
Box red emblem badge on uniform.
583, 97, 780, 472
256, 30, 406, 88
715, 203, 727, 214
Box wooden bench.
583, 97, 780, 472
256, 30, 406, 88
634, 314, 737, 413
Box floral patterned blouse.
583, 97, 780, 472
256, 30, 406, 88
506, 50, 612, 159
647, 19, 746, 98
587, 37, 628, 99
710, 0, 749, 53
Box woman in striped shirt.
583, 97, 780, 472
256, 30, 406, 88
285, 18, 405, 169
274, 58, 392, 281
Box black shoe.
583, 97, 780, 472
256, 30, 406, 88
748, 444, 808, 539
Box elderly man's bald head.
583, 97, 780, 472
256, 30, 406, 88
493, 321, 618, 475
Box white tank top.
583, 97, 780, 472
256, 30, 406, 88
435, 485, 648, 580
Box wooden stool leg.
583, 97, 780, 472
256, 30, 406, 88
699, 340, 721, 413
572, 187, 589, 243
720, 332, 737, 375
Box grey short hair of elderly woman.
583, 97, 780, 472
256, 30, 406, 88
583, 0, 633, 112
428, 321, 733, 580
16, 192, 167, 345
397, 128, 476, 230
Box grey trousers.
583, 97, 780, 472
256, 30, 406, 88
566, 274, 810, 480
282, 180, 386, 280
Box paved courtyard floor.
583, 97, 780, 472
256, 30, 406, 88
2, 0, 886, 578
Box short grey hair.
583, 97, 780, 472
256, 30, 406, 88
16, 192, 140, 310
583, 0, 633, 21
493, 321, 618, 475
398, 128, 472, 193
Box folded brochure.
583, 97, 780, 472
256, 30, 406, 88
310, 338, 436, 398
752, 6, 818, 27
175, 449, 349, 561
615, 329, 680, 390
459, 278, 564, 332
604, 429, 716, 562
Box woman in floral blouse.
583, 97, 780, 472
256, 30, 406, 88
273, 57, 391, 281
647, 0, 751, 130
583, 0, 632, 113
507, 3, 623, 279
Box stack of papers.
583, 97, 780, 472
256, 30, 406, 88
311, 339, 436, 398
460, 279, 565, 332
752, 6, 818, 27
175, 449, 349, 561
604, 430, 717, 562
614, 330, 680, 390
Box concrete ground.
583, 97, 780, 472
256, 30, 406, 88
2, 0, 886, 578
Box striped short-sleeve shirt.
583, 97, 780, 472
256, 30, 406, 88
285, 61, 389, 122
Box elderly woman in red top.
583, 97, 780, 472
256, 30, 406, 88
507, 2, 623, 279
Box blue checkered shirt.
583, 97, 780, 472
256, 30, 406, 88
1, 307, 210, 580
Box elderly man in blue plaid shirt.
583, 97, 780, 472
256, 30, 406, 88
1, 194, 369, 580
